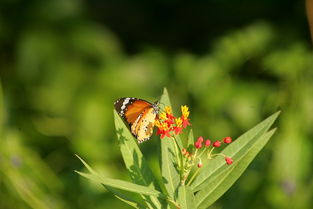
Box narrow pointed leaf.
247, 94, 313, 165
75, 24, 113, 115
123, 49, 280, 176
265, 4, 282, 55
77, 154, 162, 208
177, 185, 196, 209
114, 110, 163, 208
114, 195, 141, 209
161, 137, 180, 199
160, 88, 180, 199
76, 171, 163, 196
106, 186, 147, 208
195, 129, 276, 209
114, 110, 158, 187
75, 154, 96, 175
114, 193, 147, 209
191, 111, 280, 191
160, 88, 183, 149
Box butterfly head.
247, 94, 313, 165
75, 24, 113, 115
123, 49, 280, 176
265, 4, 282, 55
152, 101, 160, 114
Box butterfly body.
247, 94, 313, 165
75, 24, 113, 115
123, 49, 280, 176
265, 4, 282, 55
114, 97, 159, 143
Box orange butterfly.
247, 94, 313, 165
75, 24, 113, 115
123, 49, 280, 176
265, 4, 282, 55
114, 97, 159, 143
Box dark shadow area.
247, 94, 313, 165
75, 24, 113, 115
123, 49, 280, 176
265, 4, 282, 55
87, 0, 309, 54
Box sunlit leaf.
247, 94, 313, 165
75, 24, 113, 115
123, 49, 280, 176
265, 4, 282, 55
114, 110, 163, 208
177, 185, 196, 209
76, 171, 163, 196
114, 194, 146, 209
107, 187, 147, 209
159, 88, 181, 199
195, 129, 276, 208
76, 155, 149, 207
191, 111, 280, 191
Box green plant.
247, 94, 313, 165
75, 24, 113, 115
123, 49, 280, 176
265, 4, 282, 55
76, 88, 279, 209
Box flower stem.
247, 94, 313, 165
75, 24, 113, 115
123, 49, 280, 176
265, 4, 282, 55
167, 197, 180, 209
208, 147, 215, 159
197, 148, 207, 158
187, 167, 200, 186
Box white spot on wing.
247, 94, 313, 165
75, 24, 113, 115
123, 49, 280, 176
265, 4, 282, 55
121, 98, 130, 111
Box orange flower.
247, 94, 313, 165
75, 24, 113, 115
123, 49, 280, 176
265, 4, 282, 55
181, 105, 191, 128
174, 118, 183, 134
155, 105, 191, 138
165, 106, 172, 115
159, 112, 167, 120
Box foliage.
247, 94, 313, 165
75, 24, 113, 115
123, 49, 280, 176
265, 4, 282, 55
0, 1, 313, 209
77, 88, 279, 208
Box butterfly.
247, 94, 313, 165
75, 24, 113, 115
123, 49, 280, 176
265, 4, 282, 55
114, 97, 159, 143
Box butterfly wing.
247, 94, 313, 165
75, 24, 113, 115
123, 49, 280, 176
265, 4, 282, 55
114, 97, 158, 143
131, 107, 157, 143
114, 97, 152, 124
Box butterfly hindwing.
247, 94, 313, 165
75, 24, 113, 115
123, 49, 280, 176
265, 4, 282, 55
132, 107, 157, 143
114, 97, 159, 143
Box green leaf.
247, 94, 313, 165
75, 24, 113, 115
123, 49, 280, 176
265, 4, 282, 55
114, 110, 157, 186
195, 129, 276, 209
160, 88, 184, 149
76, 171, 163, 197
105, 186, 148, 209
114, 110, 164, 208
75, 154, 96, 175
114, 194, 146, 209
161, 137, 180, 199
76, 155, 150, 208
191, 111, 280, 191
187, 129, 195, 151
159, 88, 180, 199
177, 185, 196, 209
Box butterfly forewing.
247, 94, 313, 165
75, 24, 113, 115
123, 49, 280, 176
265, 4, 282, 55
114, 97, 159, 143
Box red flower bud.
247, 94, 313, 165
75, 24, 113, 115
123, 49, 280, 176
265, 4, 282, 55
182, 148, 187, 155
197, 162, 203, 168
194, 141, 202, 149
197, 136, 204, 143
223, 136, 232, 144
213, 140, 221, 147
225, 157, 233, 165
205, 139, 211, 147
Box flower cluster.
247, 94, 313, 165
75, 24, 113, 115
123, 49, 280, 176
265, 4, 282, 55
189, 136, 233, 165
155, 104, 235, 185
155, 105, 191, 139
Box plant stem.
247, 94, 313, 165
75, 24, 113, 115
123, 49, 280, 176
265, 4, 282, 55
208, 147, 215, 159
186, 167, 200, 186
167, 198, 180, 209
181, 148, 198, 185
197, 148, 207, 158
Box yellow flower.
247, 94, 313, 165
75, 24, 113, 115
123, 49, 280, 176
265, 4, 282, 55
165, 106, 172, 115
154, 120, 161, 128
175, 117, 183, 127
159, 112, 167, 120
161, 122, 169, 131
181, 105, 190, 118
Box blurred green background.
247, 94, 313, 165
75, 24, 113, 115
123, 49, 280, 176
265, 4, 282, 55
0, 0, 313, 208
